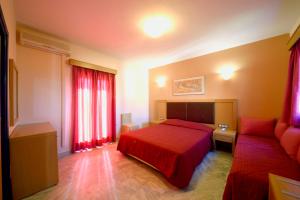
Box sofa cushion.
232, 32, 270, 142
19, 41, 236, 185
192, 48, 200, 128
240, 117, 276, 137
280, 127, 300, 160
297, 147, 300, 164
274, 121, 289, 140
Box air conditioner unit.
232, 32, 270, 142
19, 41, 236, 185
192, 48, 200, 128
18, 31, 70, 55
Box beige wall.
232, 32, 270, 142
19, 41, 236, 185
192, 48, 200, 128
17, 45, 63, 151
119, 64, 149, 128
17, 40, 121, 154
149, 34, 290, 122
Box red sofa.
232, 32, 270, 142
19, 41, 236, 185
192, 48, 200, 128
223, 134, 300, 200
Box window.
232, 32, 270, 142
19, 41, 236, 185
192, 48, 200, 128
72, 66, 115, 152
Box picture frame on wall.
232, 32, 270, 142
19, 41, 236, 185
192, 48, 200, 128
9, 58, 19, 126
173, 76, 205, 95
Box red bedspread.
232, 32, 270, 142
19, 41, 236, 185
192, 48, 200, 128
117, 121, 213, 188
223, 135, 300, 200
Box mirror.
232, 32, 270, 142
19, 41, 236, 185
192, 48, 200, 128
9, 59, 18, 126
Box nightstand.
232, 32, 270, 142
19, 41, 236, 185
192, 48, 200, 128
149, 120, 165, 126
121, 123, 139, 133
213, 128, 236, 154
269, 173, 300, 200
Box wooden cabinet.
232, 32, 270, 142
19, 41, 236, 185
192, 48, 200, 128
269, 173, 300, 200
10, 122, 58, 200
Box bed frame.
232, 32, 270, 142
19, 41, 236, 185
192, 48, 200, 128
154, 99, 237, 130
122, 99, 237, 187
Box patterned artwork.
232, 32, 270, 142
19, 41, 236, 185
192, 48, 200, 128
173, 76, 205, 95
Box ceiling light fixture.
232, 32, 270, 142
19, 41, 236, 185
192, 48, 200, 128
141, 15, 173, 38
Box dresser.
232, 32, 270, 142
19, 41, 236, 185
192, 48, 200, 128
269, 173, 300, 200
10, 122, 58, 199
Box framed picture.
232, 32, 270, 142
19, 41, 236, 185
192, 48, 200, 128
173, 76, 205, 95
9, 58, 19, 126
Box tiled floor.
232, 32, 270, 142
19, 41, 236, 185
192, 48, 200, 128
25, 143, 232, 200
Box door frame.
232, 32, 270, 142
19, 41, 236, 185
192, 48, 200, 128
0, 4, 12, 200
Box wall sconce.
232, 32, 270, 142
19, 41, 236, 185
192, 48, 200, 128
155, 76, 167, 87
219, 66, 235, 80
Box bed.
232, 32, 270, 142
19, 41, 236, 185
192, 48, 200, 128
117, 102, 216, 188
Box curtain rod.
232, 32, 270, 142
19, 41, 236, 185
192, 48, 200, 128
287, 24, 300, 50
69, 59, 117, 75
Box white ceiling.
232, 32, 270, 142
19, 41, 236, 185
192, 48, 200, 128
15, 0, 300, 67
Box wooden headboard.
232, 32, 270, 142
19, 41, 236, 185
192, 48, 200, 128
154, 99, 237, 130
167, 102, 215, 124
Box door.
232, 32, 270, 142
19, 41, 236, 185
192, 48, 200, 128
0, 4, 12, 200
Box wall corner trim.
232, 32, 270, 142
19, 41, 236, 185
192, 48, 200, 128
287, 24, 300, 50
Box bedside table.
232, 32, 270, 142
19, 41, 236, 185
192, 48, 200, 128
213, 128, 236, 154
269, 173, 300, 200
121, 123, 139, 133
149, 120, 165, 126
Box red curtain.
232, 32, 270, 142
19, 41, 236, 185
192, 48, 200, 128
72, 66, 116, 152
282, 40, 300, 127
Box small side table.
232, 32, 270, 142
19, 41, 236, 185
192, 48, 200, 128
269, 173, 300, 200
149, 120, 165, 126
121, 123, 139, 133
213, 128, 236, 154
